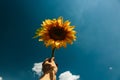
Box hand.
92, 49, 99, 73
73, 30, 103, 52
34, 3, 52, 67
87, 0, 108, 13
42, 57, 58, 74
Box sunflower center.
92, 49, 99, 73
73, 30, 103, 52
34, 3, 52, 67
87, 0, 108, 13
49, 27, 67, 40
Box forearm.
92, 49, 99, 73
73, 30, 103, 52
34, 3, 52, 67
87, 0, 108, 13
40, 72, 56, 80
40, 73, 51, 80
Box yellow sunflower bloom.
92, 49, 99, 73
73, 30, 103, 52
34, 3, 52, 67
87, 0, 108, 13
34, 17, 76, 49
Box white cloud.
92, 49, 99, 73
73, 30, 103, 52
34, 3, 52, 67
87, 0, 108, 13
0, 77, 2, 80
32, 62, 43, 76
109, 66, 113, 70
59, 71, 80, 80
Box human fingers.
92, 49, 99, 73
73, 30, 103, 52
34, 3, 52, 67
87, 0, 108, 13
49, 57, 55, 62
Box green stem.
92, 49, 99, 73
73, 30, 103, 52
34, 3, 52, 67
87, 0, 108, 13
51, 47, 56, 58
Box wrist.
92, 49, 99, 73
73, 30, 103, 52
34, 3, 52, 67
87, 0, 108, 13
40, 71, 56, 80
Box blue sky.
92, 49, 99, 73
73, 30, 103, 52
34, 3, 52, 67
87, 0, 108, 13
0, 0, 120, 80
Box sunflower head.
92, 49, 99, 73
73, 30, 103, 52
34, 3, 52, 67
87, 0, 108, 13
34, 17, 76, 49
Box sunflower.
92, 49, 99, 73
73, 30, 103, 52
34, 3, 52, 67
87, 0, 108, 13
34, 17, 76, 49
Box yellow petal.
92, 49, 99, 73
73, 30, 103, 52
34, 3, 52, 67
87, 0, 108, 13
64, 20, 71, 26
62, 41, 67, 48
57, 17, 63, 26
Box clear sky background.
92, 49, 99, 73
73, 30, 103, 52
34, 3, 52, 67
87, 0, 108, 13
0, 0, 120, 80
